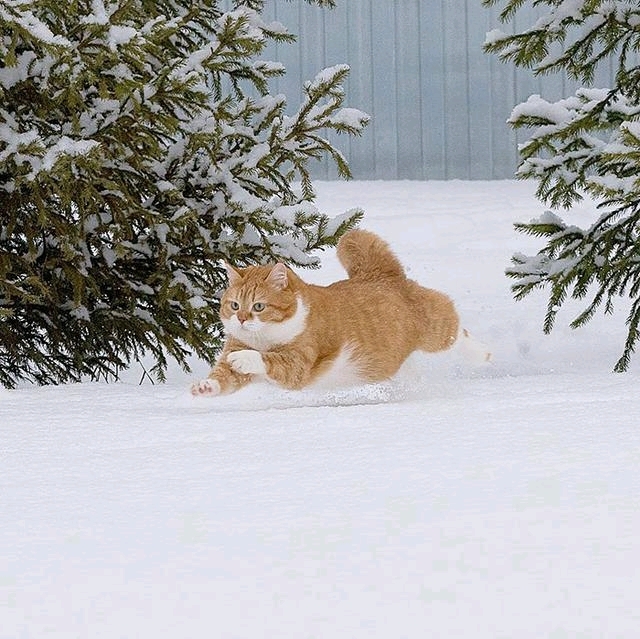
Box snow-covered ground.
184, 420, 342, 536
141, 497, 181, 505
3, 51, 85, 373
2, 180, 639, 638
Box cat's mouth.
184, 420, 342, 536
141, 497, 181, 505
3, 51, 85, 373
222, 317, 261, 337
238, 320, 261, 333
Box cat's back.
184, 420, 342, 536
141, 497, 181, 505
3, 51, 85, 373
317, 274, 405, 308
302, 267, 458, 355
303, 274, 419, 344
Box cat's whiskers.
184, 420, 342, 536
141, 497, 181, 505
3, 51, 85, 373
238, 319, 261, 333
222, 296, 308, 351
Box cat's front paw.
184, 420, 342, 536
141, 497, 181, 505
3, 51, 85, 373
227, 349, 267, 375
191, 378, 221, 397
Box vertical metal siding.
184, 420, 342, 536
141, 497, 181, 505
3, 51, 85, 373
394, 1, 422, 179
420, 0, 447, 179
259, 0, 612, 180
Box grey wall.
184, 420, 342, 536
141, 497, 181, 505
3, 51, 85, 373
260, 0, 615, 180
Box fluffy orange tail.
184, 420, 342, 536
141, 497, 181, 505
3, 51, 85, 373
336, 229, 405, 280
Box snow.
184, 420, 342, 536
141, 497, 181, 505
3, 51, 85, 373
0, 5, 70, 47
509, 94, 573, 125
483, 28, 508, 46
306, 63, 350, 90
622, 120, 640, 139
173, 42, 218, 78
532, 209, 566, 226
107, 25, 138, 49
83, 0, 110, 25
39, 137, 99, 173
2, 180, 640, 638
328, 107, 370, 130
0, 51, 38, 89
534, 0, 586, 30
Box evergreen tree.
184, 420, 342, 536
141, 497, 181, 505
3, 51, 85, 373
0, 0, 368, 388
484, 0, 640, 371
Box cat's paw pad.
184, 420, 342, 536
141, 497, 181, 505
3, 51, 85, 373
227, 349, 267, 375
191, 378, 221, 397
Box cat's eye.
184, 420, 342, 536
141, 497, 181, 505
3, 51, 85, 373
230, 301, 240, 311
252, 302, 265, 312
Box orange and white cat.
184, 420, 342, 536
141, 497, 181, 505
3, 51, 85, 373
191, 229, 487, 396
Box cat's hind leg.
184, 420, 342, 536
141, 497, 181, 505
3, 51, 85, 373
408, 284, 491, 361
407, 281, 460, 353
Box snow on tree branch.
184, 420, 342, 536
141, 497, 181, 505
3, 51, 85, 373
485, 0, 640, 371
0, 0, 368, 387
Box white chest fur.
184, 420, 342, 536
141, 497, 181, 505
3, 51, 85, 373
310, 345, 364, 390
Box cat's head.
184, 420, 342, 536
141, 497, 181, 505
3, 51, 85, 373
220, 263, 307, 348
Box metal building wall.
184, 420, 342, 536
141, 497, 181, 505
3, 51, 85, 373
260, 0, 615, 180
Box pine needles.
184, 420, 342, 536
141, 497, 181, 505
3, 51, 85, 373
0, 0, 369, 387
485, 0, 640, 371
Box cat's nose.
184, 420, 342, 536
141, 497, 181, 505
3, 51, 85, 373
237, 311, 249, 323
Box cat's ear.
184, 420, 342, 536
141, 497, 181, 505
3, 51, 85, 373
223, 262, 243, 286
265, 263, 288, 290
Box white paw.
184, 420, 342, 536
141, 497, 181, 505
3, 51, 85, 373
191, 378, 221, 397
458, 329, 492, 364
227, 349, 267, 375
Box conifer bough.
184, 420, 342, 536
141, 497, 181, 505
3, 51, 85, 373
0, 0, 369, 388
484, 0, 640, 371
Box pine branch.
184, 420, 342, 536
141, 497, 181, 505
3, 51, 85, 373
0, 0, 368, 387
